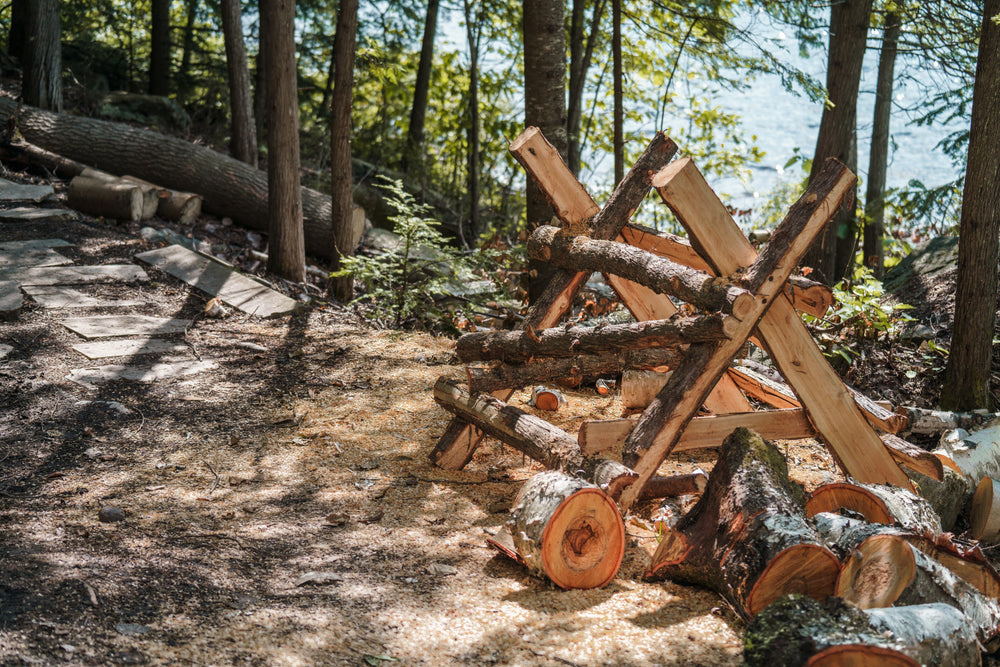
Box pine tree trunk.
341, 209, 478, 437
9, 0, 27, 62
803, 0, 872, 284
148, 0, 171, 97
567, 0, 604, 177
261, 0, 305, 282
863, 12, 900, 278
611, 0, 624, 185
22, 0, 63, 112
178, 0, 197, 90
327, 0, 359, 302
940, 0, 1000, 411
465, 0, 481, 242
220, 0, 258, 167
403, 0, 439, 175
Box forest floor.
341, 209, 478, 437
0, 169, 968, 666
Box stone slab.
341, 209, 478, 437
61, 315, 191, 339
0, 178, 55, 203
0, 248, 73, 269
0, 343, 12, 360
0, 207, 78, 223
23, 285, 148, 309
135, 245, 300, 318
0, 280, 21, 319
0, 239, 73, 250
72, 338, 190, 360
6, 265, 148, 285
66, 359, 217, 388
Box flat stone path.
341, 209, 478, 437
61, 315, 191, 339
22, 285, 148, 309
72, 339, 190, 360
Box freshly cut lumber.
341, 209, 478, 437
527, 225, 756, 319
432, 378, 636, 497
806, 482, 942, 535
67, 175, 144, 221
621, 369, 670, 410
744, 595, 981, 667
729, 365, 800, 409
429, 129, 677, 471
881, 433, 944, 481
620, 222, 834, 318
465, 346, 683, 394
645, 428, 840, 619
455, 313, 734, 363
848, 387, 908, 433
971, 477, 1000, 543
507, 471, 625, 589
578, 408, 816, 455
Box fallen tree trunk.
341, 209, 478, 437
67, 175, 144, 221
0, 96, 349, 260
805, 481, 943, 534
455, 313, 734, 363
465, 346, 684, 394
500, 470, 625, 589
645, 428, 840, 619
527, 225, 756, 318
744, 595, 982, 667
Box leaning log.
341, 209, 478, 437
527, 225, 756, 319
455, 313, 734, 364
67, 175, 144, 221
504, 471, 625, 589
465, 347, 683, 394
805, 482, 943, 535
744, 595, 982, 667
645, 428, 840, 619
0, 96, 346, 259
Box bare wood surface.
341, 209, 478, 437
881, 433, 943, 481
509, 127, 600, 226
729, 366, 801, 409
456, 313, 733, 363
67, 175, 144, 221
528, 225, 755, 318
971, 477, 1000, 543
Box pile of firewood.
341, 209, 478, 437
66, 167, 202, 224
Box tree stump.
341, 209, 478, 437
506, 471, 625, 589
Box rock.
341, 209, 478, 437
900, 323, 936, 342
294, 571, 344, 586
114, 623, 150, 636
883, 235, 959, 295
426, 563, 458, 576
98, 507, 126, 523
0, 343, 12, 360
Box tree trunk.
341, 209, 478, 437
464, 0, 481, 242
744, 595, 981, 667
523, 0, 567, 302
327, 0, 359, 302
9, 0, 27, 61
178, 0, 198, 91
253, 44, 267, 154
805, 482, 942, 535
149, 0, 171, 97
22, 0, 62, 112
611, 0, 623, 185
802, 0, 872, 284
456, 313, 733, 363
507, 471, 625, 589
567, 0, 604, 176
527, 225, 755, 317
220, 0, 258, 167
403, 0, 439, 175
465, 346, 684, 394
261, 0, 305, 282
645, 428, 840, 619
863, 12, 900, 278
940, 0, 1000, 411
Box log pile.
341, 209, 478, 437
65, 166, 202, 223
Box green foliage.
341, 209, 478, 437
803, 265, 914, 365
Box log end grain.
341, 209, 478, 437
806, 483, 893, 524
747, 543, 841, 616
540, 488, 625, 589
836, 534, 916, 609
970, 477, 1000, 543
804, 644, 919, 667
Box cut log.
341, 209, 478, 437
645, 428, 840, 619
431, 378, 636, 496
527, 225, 756, 319
157, 189, 203, 224
899, 406, 999, 435
118, 175, 162, 219
620, 222, 835, 319
936, 419, 1000, 483
507, 470, 625, 589
908, 466, 971, 532
881, 433, 944, 482
971, 477, 1000, 543
638, 471, 707, 500
579, 408, 816, 455
621, 369, 669, 410
728, 365, 800, 409
465, 346, 683, 394
744, 595, 981, 667
848, 387, 908, 433
67, 175, 144, 221
806, 482, 943, 535
455, 313, 734, 364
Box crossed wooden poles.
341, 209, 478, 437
431, 127, 913, 511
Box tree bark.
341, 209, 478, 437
507, 471, 625, 589
863, 12, 900, 278
327, 0, 359, 301
403, 0, 439, 175
9, 0, 27, 61
567, 0, 604, 176
149, 0, 171, 97
611, 0, 623, 185
465, 346, 684, 394
457, 313, 733, 363
22, 0, 63, 112
645, 428, 840, 619
805, 482, 942, 535
253, 43, 267, 154
464, 0, 481, 242
220, 0, 258, 167
940, 0, 1000, 411
178, 0, 198, 91
261, 0, 305, 282
523, 0, 567, 302
528, 225, 755, 318
802, 0, 872, 284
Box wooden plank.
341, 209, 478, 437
509, 127, 601, 225
61, 315, 191, 338
6, 264, 148, 285
0, 280, 22, 320
650, 157, 910, 490
729, 366, 801, 409
135, 244, 300, 318
578, 408, 817, 456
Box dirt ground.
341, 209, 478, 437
0, 178, 875, 667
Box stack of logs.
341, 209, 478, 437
67, 167, 202, 224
